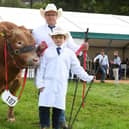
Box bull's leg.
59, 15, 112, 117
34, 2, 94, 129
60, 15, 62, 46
0, 85, 5, 94
8, 107, 15, 122
8, 73, 22, 122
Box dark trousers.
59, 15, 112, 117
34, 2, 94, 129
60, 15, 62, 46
39, 106, 62, 129
100, 65, 107, 81
59, 110, 66, 125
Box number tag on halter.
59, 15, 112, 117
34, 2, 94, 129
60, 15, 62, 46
1, 90, 18, 107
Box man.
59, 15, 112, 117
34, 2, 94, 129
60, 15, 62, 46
94, 49, 109, 83
110, 50, 121, 84
33, 3, 89, 129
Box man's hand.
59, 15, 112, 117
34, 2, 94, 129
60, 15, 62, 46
110, 60, 114, 64
76, 42, 89, 56
81, 41, 89, 51
39, 87, 45, 92
36, 41, 48, 57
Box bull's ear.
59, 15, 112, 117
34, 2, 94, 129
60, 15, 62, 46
18, 26, 32, 33
18, 26, 29, 32
19, 25, 26, 30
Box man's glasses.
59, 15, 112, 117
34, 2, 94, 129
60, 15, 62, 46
45, 13, 57, 17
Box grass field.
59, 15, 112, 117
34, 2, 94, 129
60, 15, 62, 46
0, 79, 129, 129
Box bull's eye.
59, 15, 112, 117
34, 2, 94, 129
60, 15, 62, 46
16, 41, 23, 47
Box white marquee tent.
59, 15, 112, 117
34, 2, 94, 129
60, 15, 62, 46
0, 7, 129, 61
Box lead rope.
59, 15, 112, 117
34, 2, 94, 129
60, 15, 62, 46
4, 39, 28, 100
4, 39, 8, 91
82, 50, 87, 108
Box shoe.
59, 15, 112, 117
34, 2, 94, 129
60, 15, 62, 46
60, 122, 68, 129
101, 80, 105, 83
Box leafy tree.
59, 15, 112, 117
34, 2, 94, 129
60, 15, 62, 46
32, 2, 43, 9
1, 0, 129, 15
2, 0, 25, 8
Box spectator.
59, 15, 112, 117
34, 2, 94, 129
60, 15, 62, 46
94, 49, 109, 83
126, 58, 129, 66
110, 50, 121, 84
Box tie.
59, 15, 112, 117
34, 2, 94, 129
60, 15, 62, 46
48, 25, 55, 32
56, 47, 61, 55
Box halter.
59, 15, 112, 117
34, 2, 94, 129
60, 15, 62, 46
6, 39, 35, 56
5, 37, 35, 69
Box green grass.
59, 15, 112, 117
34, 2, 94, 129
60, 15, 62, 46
0, 79, 129, 129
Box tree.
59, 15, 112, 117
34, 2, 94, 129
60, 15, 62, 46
2, 0, 129, 15
2, 0, 25, 8
32, 2, 43, 9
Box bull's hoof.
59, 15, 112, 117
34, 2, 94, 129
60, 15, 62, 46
7, 117, 15, 122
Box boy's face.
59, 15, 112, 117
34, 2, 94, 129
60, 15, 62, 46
52, 35, 66, 46
101, 51, 104, 56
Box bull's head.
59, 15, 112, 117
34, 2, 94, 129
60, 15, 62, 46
3, 25, 39, 68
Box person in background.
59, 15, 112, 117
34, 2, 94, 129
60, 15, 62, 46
35, 26, 94, 129
125, 58, 129, 66
110, 50, 121, 84
32, 3, 89, 129
93, 49, 109, 83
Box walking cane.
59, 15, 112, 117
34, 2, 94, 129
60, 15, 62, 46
68, 78, 79, 128
82, 28, 89, 108
68, 80, 94, 129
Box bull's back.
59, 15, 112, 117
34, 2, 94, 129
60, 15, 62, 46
0, 21, 18, 30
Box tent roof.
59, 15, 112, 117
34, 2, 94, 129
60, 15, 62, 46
0, 7, 129, 48
0, 7, 129, 34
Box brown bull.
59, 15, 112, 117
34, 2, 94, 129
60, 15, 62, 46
0, 21, 39, 121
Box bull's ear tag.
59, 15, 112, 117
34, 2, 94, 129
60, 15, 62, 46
1, 90, 18, 107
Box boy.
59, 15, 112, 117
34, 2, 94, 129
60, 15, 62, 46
35, 26, 94, 129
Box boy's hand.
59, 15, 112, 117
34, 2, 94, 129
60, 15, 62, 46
92, 76, 96, 82
90, 76, 96, 83
39, 87, 45, 92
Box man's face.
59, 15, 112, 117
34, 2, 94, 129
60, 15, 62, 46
52, 35, 66, 46
44, 11, 58, 26
114, 51, 118, 57
101, 51, 104, 56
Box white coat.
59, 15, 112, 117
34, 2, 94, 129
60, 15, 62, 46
35, 44, 94, 110
113, 56, 121, 66
94, 54, 109, 67
32, 23, 79, 52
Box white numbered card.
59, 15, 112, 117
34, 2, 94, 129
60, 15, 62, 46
1, 90, 18, 107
